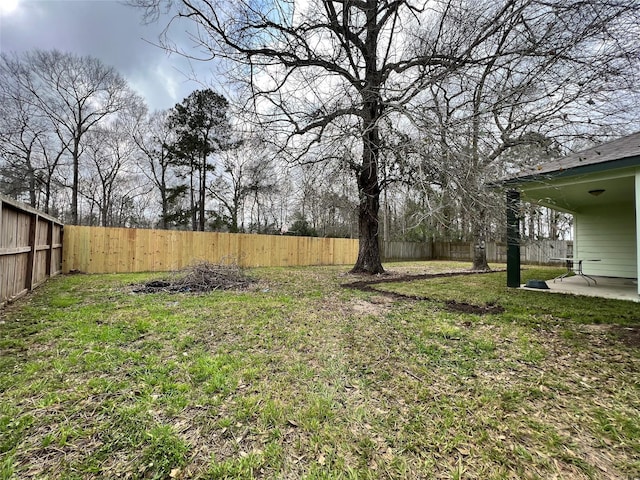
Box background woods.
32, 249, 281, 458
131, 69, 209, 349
1, 1, 640, 273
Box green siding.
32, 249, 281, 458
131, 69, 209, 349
575, 203, 637, 278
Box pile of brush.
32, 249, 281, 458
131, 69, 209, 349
133, 261, 253, 293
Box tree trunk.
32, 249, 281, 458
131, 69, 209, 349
472, 240, 490, 271
230, 208, 239, 233
350, 125, 384, 274
28, 168, 37, 208
351, 191, 384, 274
471, 210, 490, 271
101, 204, 109, 227
44, 180, 51, 214
190, 158, 197, 231
160, 190, 168, 230
198, 152, 206, 231
71, 135, 80, 225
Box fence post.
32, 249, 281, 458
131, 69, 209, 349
46, 219, 54, 276
26, 213, 39, 292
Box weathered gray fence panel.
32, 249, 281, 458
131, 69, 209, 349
382, 239, 572, 264
381, 241, 432, 261
0, 195, 63, 306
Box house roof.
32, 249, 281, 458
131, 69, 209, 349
504, 131, 640, 184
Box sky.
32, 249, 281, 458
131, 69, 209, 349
0, 0, 219, 111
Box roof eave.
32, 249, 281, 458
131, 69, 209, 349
500, 155, 640, 187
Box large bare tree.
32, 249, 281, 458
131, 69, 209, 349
6, 50, 143, 224
82, 101, 148, 227
133, 109, 187, 229
130, 0, 539, 273
0, 54, 67, 211
206, 133, 271, 233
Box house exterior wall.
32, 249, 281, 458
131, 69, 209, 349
574, 202, 637, 278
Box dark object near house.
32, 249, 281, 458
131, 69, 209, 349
525, 279, 549, 289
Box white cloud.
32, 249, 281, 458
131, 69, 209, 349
0, 0, 219, 111
0, 0, 19, 16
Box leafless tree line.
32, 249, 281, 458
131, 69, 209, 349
0, 50, 356, 233
2, 0, 640, 272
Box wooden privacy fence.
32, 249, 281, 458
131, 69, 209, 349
0, 195, 63, 306
431, 239, 572, 264
62, 225, 572, 274
0, 199, 577, 304
62, 226, 360, 274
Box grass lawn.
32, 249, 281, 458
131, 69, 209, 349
1, 261, 639, 479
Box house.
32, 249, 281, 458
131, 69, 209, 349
501, 131, 640, 296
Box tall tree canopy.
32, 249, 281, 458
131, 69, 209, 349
167, 88, 232, 231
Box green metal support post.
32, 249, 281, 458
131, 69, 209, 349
506, 190, 521, 288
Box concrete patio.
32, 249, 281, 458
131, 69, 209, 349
522, 274, 640, 302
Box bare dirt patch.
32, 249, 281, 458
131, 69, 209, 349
444, 299, 505, 315
342, 269, 506, 315
349, 296, 395, 316
579, 323, 640, 348
614, 325, 640, 347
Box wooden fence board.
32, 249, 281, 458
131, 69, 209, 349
0, 195, 63, 306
